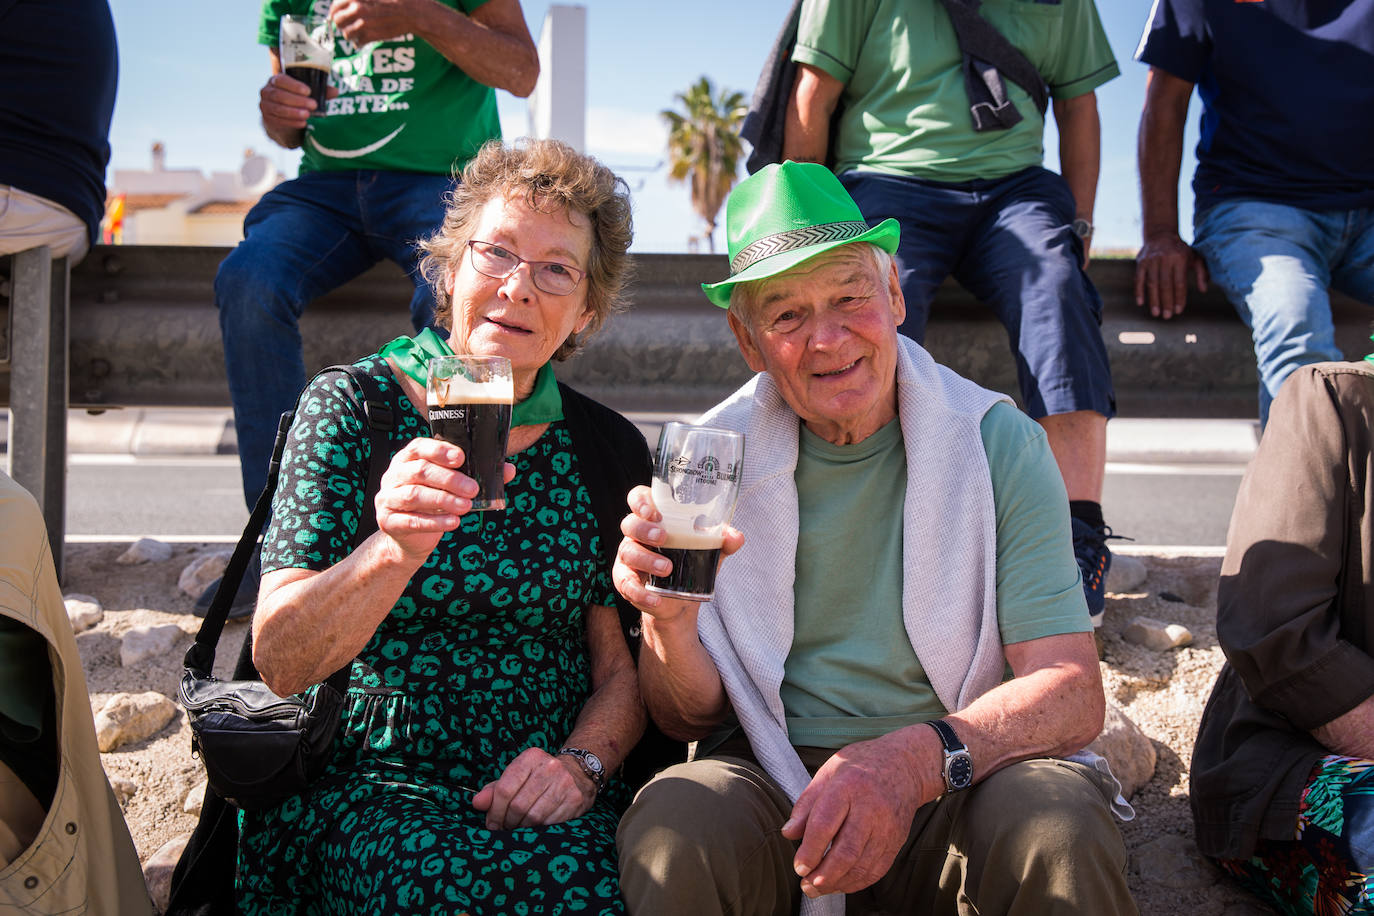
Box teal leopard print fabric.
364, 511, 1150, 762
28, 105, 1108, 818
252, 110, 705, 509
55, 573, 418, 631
237, 357, 627, 915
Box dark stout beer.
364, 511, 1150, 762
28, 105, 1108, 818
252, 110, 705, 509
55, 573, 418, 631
428, 390, 512, 511
285, 64, 330, 113
647, 525, 724, 600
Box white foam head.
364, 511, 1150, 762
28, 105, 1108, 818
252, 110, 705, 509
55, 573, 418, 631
427, 374, 514, 407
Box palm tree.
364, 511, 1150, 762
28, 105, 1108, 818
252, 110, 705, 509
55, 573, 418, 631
661, 76, 747, 253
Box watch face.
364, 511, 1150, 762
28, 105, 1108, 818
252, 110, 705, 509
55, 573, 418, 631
584, 751, 604, 775
948, 752, 973, 790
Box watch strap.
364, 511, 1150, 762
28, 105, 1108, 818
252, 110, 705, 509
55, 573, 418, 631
926, 718, 963, 752
558, 747, 605, 794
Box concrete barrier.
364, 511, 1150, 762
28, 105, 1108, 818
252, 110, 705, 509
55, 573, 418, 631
4, 245, 1372, 419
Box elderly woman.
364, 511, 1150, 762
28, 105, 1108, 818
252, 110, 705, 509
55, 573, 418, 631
237, 139, 650, 915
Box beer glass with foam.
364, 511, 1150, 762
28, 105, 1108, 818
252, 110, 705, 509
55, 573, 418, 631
279, 14, 334, 114
646, 422, 744, 601
426, 355, 514, 511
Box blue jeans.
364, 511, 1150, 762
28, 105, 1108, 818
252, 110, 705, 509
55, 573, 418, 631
841, 166, 1114, 420
1193, 199, 1374, 426
215, 169, 453, 506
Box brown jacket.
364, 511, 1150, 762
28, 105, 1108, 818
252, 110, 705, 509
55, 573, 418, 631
1191, 362, 1374, 859
0, 472, 152, 914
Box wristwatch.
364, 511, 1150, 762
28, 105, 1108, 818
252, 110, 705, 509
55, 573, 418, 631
926, 719, 973, 793
558, 747, 606, 794
1071, 218, 1094, 241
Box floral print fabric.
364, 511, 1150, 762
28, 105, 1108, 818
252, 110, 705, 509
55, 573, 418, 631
1221, 755, 1374, 915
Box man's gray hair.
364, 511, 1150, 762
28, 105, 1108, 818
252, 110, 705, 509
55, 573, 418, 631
727, 242, 895, 331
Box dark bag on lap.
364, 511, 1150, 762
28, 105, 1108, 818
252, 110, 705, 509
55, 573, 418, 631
178, 668, 346, 811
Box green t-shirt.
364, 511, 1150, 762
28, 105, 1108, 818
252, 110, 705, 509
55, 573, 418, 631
258, 0, 501, 175
793, 0, 1119, 182
781, 401, 1089, 748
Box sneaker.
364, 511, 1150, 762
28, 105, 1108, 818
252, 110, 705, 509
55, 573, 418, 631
193, 553, 260, 620
1071, 518, 1125, 628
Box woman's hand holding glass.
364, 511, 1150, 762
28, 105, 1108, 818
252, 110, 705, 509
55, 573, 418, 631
374, 438, 516, 562
614, 484, 745, 623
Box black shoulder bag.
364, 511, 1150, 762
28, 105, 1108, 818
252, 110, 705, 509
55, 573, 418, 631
177, 364, 395, 811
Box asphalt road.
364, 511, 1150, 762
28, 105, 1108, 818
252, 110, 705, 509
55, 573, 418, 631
65, 454, 1244, 548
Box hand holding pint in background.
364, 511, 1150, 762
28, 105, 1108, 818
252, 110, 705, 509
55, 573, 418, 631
278, 13, 334, 113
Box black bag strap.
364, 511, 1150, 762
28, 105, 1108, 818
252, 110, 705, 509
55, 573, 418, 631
183, 363, 395, 692
167, 363, 395, 916
937, 0, 1049, 131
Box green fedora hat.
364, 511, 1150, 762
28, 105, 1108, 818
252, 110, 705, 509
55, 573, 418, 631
701, 160, 900, 309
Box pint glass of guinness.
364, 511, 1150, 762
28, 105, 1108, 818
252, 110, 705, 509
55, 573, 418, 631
279, 14, 334, 114
426, 355, 514, 511
645, 422, 744, 601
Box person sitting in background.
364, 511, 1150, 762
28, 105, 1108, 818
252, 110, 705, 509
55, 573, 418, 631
613, 161, 1134, 916
236, 139, 652, 915
0, 470, 152, 914
0, 0, 117, 264
1191, 361, 1374, 914
203, 0, 540, 618
1134, 0, 1374, 428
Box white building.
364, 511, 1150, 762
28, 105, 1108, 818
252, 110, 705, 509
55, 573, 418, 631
105, 143, 282, 245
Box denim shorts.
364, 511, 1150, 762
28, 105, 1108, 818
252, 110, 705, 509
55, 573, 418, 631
841, 166, 1114, 419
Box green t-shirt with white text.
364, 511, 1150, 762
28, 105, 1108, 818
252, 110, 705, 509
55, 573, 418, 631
259, 0, 501, 175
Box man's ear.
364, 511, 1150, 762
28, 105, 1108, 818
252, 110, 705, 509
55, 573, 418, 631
727, 309, 768, 373
887, 259, 906, 328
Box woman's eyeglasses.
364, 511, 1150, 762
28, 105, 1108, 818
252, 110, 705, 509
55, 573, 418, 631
466, 240, 586, 296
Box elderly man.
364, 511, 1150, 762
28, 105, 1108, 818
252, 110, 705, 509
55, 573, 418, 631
613, 162, 1133, 916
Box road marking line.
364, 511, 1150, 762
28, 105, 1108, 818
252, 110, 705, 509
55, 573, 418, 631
1106, 462, 1246, 475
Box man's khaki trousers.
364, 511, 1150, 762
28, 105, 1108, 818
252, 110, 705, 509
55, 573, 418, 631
617, 737, 1137, 915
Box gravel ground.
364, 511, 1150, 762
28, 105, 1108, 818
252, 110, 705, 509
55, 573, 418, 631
65, 541, 1277, 915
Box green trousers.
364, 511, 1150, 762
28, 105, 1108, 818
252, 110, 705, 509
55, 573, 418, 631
617, 737, 1137, 915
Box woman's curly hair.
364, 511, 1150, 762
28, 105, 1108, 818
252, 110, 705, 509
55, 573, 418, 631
418, 138, 635, 361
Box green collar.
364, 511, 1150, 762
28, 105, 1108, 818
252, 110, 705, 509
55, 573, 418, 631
516, 362, 563, 425
377, 330, 563, 426
379, 327, 452, 385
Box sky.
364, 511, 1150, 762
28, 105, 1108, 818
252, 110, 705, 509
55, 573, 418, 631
104, 0, 1199, 254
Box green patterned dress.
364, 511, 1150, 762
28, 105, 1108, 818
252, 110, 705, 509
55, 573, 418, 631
237, 357, 629, 915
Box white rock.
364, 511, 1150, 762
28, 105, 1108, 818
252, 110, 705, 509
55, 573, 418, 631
115, 537, 173, 565
143, 832, 191, 914
63, 593, 103, 632
1106, 553, 1147, 593
1124, 616, 1194, 651
1084, 703, 1157, 800
120, 624, 185, 667
108, 775, 138, 805
94, 691, 178, 752
178, 550, 231, 598
184, 779, 208, 816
